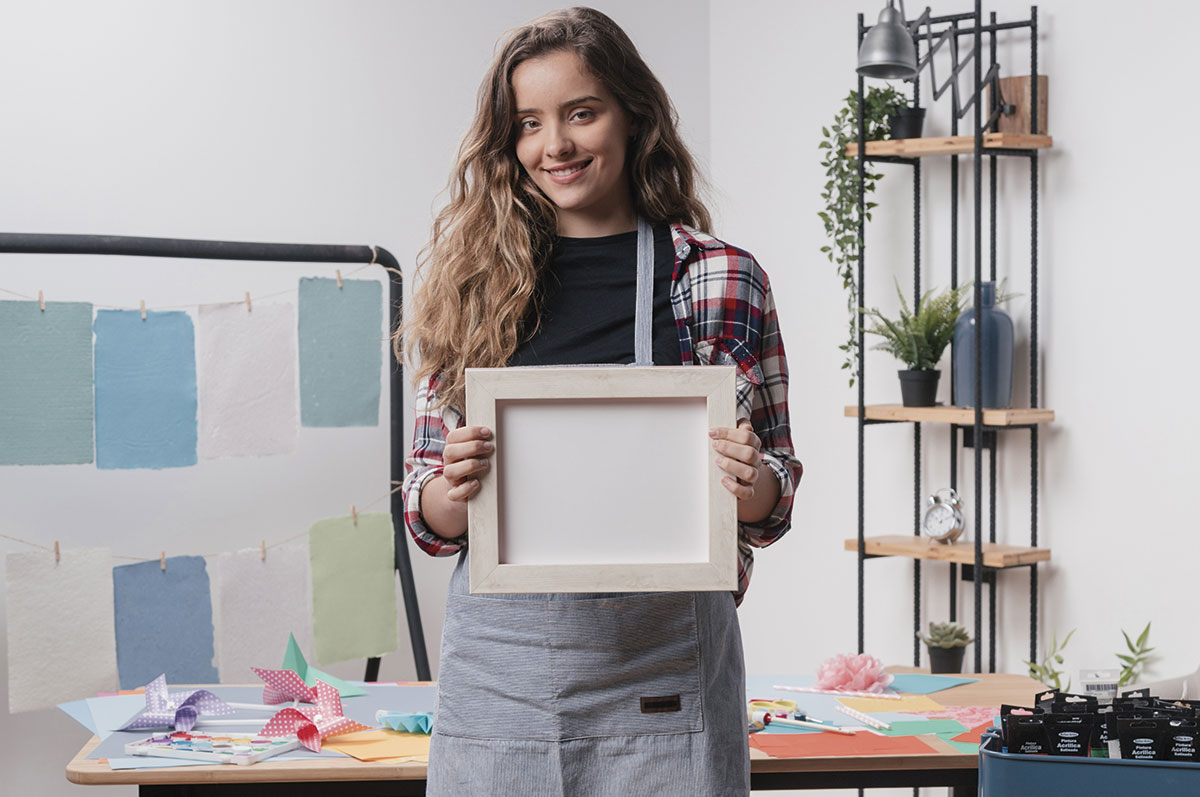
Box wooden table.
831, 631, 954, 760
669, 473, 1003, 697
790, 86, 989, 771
66, 672, 1045, 795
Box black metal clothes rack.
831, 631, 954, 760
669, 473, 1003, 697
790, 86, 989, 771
853, 2, 1047, 676
0, 231, 431, 682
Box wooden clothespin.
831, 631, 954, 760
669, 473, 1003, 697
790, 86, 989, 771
140, 300, 148, 321
244, 291, 253, 312
260, 539, 266, 562
160, 551, 166, 571
336, 269, 344, 289
38, 290, 46, 312
351, 505, 358, 526
54, 540, 60, 564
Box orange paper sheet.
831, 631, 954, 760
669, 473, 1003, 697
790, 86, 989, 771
322, 729, 432, 761
951, 721, 994, 745
749, 731, 937, 758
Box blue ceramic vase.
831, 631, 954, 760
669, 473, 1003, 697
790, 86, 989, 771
953, 281, 1014, 408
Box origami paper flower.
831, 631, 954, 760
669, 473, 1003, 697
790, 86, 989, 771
375, 710, 433, 735
813, 653, 894, 694
121, 674, 236, 732
258, 679, 371, 752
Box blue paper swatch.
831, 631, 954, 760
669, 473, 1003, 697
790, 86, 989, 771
94, 310, 198, 469
298, 277, 382, 427
888, 673, 980, 694
0, 301, 94, 465
112, 556, 219, 689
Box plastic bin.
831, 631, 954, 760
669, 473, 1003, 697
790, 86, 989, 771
979, 729, 1200, 796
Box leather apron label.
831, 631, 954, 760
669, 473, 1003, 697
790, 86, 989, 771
640, 695, 682, 714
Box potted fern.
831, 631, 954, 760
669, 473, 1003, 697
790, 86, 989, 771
918, 621, 973, 674
863, 280, 970, 406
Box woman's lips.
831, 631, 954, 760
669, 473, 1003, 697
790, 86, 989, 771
544, 159, 592, 184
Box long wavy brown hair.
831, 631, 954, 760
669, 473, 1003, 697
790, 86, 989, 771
397, 6, 712, 412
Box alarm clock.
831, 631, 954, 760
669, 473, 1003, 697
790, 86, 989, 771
923, 488, 965, 543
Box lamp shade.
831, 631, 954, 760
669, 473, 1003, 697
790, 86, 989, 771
857, 2, 918, 79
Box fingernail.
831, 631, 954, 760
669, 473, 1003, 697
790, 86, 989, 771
483, 442, 493, 451
480, 427, 491, 437
708, 428, 718, 438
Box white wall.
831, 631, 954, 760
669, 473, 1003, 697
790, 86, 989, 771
0, 2, 708, 794
712, 0, 1200, 742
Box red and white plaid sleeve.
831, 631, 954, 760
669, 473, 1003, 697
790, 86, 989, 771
402, 374, 467, 556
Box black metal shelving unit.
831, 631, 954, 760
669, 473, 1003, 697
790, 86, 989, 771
852, 2, 1049, 675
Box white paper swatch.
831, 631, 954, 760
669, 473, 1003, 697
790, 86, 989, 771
6, 547, 118, 712
197, 302, 298, 459
215, 543, 314, 683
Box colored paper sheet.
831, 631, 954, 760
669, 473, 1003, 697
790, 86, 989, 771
112, 556, 219, 688
197, 302, 298, 458
873, 719, 967, 737
749, 731, 937, 758
57, 698, 100, 736
839, 694, 946, 713
215, 545, 315, 683
279, 632, 366, 698
323, 729, 432, 761
94, 309, 198, 469
868, 712, 932, 724
889, 673, 980, 694
951, 720, 995, 744
937, 734, 982, 755
309, 513, 397, 664
6, 547, 117, 711
297, 277, 382, 427
744, 675, 859, 727
0, 300, 94, 464
85, 695, 147, 738
902, 705, 1000, 729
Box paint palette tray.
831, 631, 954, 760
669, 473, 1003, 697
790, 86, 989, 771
125, 731, 300, 766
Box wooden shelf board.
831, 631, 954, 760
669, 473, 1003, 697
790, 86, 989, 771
845, 535, 1051, 568
845, 132, 1053, 158
844, 404, 1055, 426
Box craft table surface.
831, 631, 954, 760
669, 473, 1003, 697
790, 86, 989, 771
66, 672, 1046, 791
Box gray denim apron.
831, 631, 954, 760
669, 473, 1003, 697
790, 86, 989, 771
425, 219, 750, 796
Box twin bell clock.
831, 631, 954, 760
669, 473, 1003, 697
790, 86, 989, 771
923, 488, 965, 544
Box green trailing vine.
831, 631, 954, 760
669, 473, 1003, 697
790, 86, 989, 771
818, 85, 906, 387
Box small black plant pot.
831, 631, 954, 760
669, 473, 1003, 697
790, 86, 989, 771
927, 645, 967, 674
898, 369, 940, 407
889, 106, 926, 140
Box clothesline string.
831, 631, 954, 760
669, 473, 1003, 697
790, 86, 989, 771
0, 482, 404, 563
0, 259, 400, 311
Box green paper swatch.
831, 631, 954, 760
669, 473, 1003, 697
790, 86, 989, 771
309, 513, 397, 665
280, 632, 366, 698
874, 719, 968, 737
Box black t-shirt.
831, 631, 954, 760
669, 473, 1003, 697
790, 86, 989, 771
509, 224, 681, 367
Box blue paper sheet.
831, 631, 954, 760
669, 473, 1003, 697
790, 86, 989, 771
888, 673, 979, 694
57, 698, 100, 736
94, 309, 197, 469
0, 300, 94, 464
745, 675, 858, 728
298, 277, 382, 427
112, 557, 220, 688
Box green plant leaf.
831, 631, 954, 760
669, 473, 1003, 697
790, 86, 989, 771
1136, 622, 1151, 649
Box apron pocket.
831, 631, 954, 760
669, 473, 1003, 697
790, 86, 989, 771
435, 594, 558, 741
549, 592, 703, 740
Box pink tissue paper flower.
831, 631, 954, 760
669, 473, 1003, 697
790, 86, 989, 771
813, 653, 894, 693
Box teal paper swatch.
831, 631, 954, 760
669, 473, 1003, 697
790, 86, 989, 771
0, 301, 94, 465
298, 277, 382, 427
889, 673, 980, 694
112, 556, 219, 689
94, 310, 197, 469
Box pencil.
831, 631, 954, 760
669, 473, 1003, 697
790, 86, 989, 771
768, 716, 857, 735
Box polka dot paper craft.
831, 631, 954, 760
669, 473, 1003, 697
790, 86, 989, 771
258, 679, 371, 752
121, 674, 236, 731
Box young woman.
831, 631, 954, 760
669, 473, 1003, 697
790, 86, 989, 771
398, 7, 802, 794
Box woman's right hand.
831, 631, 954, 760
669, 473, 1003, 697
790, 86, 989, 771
442, 425, 494, 502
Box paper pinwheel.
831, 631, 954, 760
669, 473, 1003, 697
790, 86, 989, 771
375, 710, 433, 735
121, 674, 235, 732
251, 633, 367, 704
259, 679, 371, 752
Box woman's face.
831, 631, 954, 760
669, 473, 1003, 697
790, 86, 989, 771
511, 49, 635, 237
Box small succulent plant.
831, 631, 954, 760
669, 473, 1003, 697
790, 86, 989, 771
918, 621, 973, 649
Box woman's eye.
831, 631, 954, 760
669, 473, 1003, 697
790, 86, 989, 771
520, 119, 539, 131
571, 109, 594, 122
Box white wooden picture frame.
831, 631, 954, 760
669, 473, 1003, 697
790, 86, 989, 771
465, 365, 738, 593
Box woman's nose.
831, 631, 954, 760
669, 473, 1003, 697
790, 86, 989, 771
544, 122, 574, 159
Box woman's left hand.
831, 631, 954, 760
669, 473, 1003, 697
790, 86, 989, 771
709, 421, 763, 500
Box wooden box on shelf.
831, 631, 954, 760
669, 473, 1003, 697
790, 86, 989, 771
988, 75, 1049, 135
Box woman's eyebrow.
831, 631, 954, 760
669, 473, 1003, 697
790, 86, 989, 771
515, 95, 604, 115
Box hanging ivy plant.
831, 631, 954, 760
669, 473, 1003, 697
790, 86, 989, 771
818, 85, 906, 387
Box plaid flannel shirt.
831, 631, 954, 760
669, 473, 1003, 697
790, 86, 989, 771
402, 224, 803, 605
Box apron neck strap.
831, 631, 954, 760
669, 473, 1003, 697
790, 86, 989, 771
634, 216, 654, 366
